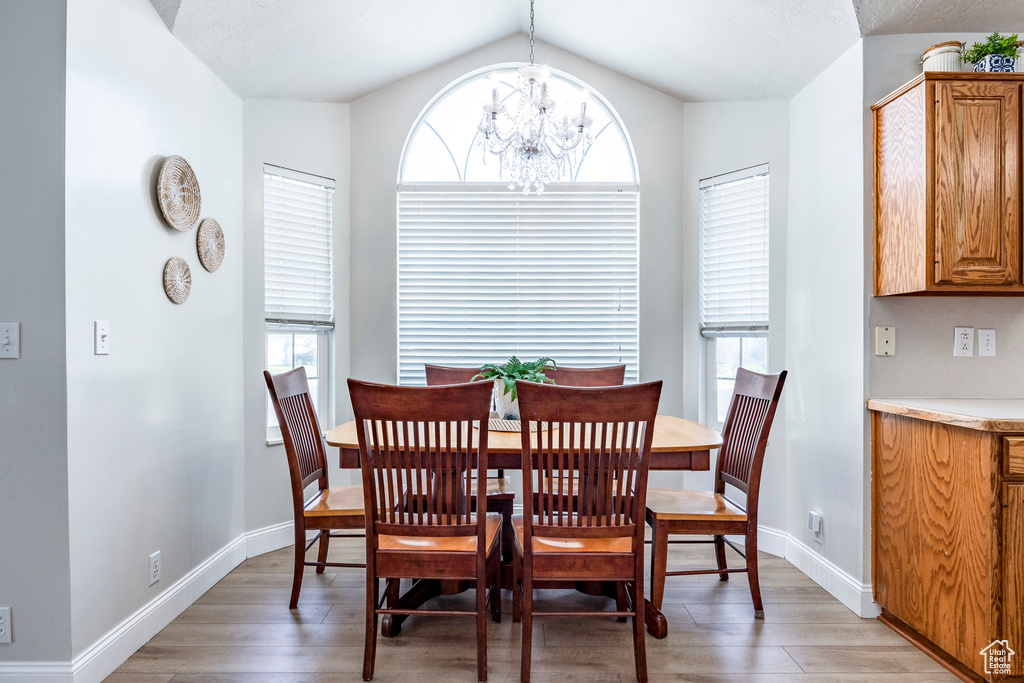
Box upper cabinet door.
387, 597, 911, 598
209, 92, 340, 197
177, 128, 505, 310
934, 80, 1020, 286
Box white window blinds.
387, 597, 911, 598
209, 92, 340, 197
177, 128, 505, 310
264, 165, 335, 327
397, 184, 640, 386
699, 166, 769, 338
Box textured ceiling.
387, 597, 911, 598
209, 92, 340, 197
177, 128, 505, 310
152, 0, 1024, 103
853, 0, 1024, 36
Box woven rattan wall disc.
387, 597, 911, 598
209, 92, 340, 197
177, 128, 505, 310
163, 257, 192, 304
157, 155, 201, 232
196, 218, 225, 272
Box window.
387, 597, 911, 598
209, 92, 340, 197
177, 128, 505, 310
264, 164, 335, 440
397, 67, 639, 385
699, 165, 769, 426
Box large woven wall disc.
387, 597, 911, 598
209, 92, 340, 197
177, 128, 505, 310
163, 256, 192, 304
196, 218, 225, 272
157, 155, 202, 232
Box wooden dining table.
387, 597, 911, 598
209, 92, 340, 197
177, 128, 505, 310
325, 414, 722, 638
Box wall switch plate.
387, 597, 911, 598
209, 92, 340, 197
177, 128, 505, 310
979, 329, 996, 357
0, 323, 20, 359
954, 327, 974, 357
0, 607, 11, 644
149, 551, 161, 586
875, 326, 896, 356
94, 321, 110, 355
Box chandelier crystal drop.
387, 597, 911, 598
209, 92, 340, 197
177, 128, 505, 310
475, 0, 592, 194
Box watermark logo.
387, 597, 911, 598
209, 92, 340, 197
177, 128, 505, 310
981, 640, 1015, 676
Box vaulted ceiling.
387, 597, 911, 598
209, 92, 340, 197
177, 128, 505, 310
151, 0, 1024, 103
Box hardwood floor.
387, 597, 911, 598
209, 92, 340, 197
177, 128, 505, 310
107, 537, 955, 682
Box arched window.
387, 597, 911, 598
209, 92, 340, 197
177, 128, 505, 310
397, 65, 640, 385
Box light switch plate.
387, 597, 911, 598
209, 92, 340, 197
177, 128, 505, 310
954, 327, 974, 357
0, 323, 20, 359
979, 329, 996, 357
94, 321, 110, 355
875, 326, 896, 356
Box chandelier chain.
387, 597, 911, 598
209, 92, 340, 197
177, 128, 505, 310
529, 0, 535, 64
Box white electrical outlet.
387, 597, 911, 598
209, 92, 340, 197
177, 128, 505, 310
149, 551, 161, 586
0, 323, 20, 359
807, 511, 823, 540
875, 326, 896, 356
0, 607, 11, 644
954, 327, 974, 357
94, 321, 110, 355
979, 329, 996, 357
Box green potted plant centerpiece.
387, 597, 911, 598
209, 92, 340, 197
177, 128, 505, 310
472, 356, 556, 420
963, 32, 1019, 72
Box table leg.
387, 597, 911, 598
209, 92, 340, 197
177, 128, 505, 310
644, 599, 668, 639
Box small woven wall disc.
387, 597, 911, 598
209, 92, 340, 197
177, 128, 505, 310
163, 256, 192, 304
197, 218, 225, 272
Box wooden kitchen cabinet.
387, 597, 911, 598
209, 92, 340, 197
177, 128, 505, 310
873, 73, 1024, 295
869, 399, 1024, 682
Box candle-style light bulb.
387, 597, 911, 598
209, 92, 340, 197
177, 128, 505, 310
579, 88, 590, 117
489, 73, 500, 105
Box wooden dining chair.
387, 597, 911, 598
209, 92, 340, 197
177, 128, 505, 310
264, 367, 365, 609
425, 364, 515, 573
646, 367, 786, 624
424, 363, 481, 386
544, 364, 627, 387
512, 380, 662, 683
348, 378, 502, 682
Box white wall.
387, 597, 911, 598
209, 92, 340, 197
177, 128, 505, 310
65, 0, 244, 656
863, 33, 1024, 399
351, 33, 688, 413
242, 100, 354, 535
0, 0, 74, 663
785, 41, 869, 586
680, 101, 790, 531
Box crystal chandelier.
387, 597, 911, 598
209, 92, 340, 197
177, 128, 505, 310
476, 0, 593, 194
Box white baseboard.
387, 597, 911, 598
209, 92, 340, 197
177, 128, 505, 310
782, 533, 879, 618
0, 520, 298, 683
70, 534, 248, 683
0, 662, 73, 683
245, 520, 294, 558
728, 525, 877, 619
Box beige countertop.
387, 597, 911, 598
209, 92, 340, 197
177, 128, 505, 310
867, 397, 1024, 432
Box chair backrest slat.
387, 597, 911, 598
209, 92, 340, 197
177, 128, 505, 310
349, 380, 492, 540
519, 382, 661, 542
424, 364, 481, 386
264, 368, 329, 499
715, 368, 787, 506
544, 364, 626, 387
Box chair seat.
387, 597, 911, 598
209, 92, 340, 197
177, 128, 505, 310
378, 512, 502, 552
512, 515, 632, 554
303, 486, 364, 517
645, 488, 747, 522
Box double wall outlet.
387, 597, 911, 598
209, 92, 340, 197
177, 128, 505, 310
954, 327, 974, 357
149, 551, 161, 586
0, 607, 11, 644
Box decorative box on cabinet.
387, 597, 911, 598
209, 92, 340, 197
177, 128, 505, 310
873, 73, 1024, 295
869, 399, 1024, 682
